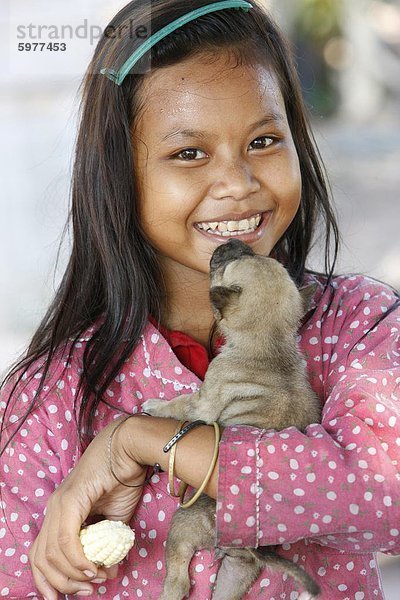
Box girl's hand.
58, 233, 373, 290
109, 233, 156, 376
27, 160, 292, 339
29, 416, 146, 599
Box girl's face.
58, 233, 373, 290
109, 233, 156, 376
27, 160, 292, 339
133, 50, 301, 280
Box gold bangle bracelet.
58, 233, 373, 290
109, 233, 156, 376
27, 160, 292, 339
168, 420, 187, 496
179, 421, 221, 509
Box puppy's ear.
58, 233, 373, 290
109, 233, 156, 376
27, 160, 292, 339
210, 284, 242, 316
299, 283, 318, 315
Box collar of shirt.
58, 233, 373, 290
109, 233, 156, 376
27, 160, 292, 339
148, 315, 225, 381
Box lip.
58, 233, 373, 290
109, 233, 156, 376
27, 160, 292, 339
194, 210, 273, 244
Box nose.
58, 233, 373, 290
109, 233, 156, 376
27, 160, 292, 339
210, 239, 254, 272
210, 157, 260, 201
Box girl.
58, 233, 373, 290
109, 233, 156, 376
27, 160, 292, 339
1, 1, 399, 598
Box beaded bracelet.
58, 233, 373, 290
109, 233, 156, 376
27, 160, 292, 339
162, 419, 207, 453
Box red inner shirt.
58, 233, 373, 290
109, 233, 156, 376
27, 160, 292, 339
148, 315, 224, 381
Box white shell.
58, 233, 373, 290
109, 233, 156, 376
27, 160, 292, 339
80, 520, 135, 567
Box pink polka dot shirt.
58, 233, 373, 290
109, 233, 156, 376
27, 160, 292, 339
1, 273, 399, 599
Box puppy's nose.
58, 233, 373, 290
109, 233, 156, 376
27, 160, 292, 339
210, 239, 254, 271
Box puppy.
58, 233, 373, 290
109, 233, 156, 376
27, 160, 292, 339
143, 239, 321, 600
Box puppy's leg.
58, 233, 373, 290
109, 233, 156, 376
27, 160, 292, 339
211, 548, 263, 600
142, 391, 201, 420
160, 495, 215, 600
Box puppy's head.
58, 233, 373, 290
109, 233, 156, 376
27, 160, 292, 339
209, 239, 315, 335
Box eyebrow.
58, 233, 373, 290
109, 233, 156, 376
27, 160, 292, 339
161, 112, 285, 142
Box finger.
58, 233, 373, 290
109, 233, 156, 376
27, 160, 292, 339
104, 564, 119, 579
30, 559, 94, 597
30, 519, 98, 591
41, 495, 100, 581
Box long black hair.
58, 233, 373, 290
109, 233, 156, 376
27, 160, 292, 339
1, 0, 341, 452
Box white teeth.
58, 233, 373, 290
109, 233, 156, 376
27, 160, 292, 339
196, 213, 262, 236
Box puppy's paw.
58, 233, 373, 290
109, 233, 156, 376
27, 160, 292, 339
142, 398, 170, 416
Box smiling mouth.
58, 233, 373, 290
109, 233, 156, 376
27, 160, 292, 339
194, 213, 263, 237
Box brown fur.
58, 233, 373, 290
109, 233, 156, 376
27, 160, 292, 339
142, 239, 321, 599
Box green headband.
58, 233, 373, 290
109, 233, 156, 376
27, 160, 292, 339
100, 0, 253, 85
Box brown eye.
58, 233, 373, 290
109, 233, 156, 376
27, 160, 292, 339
249, 136, 275, 150
175, 148, 207, 161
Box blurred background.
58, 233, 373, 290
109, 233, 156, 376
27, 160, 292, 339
1, 0, 399, 593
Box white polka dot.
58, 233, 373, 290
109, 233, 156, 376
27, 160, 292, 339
138, 548, 147, 558
338, 584, 348, 591
374, 474, 385, 482
151, 333, 159, 344
1, 588, 10, 596
350, 504, 359, 515
376, 403, 385, 413
322, 515, 332, 523
224, 513, 231, 523
247, 449, 255, 456
355, 593, 365, 600
358, 460, 368, 469
364, 492, 373, 501
267, 445, 275, 454
65, 410, 72, 421
294, 506, 305, 514
246, 516, 256, 527
5, 548, 15, 557
328, 461, 337, 469
383, 496, 392, 507
241, 466, 252, 474
309, 337, 318, 345
318, 567, 326, 576
327, 491, 337, 500
390, 529, 399, 536
310, 524, 319, 534
346, 561, 354, 571
306, 473, 316, 483
295, 445, 304, 453
268, 471, 279, 480
277, 524, 287, 532
260, 578, 270, 587
48, 405, 58, 414
195, 564, 204, 572
158, 510, 165, 522
290, 459, 299, 470
294, 488, 305, 496
347, 473, 356, 483
142, 493, 152, 503
148, 529, 156, 539
35, 489, 44, 497
388, 416, 397, 427
350, 321, 359, 329
122, 576, 129, 586
61, 439, 68, 451
157, 561, 163, 570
